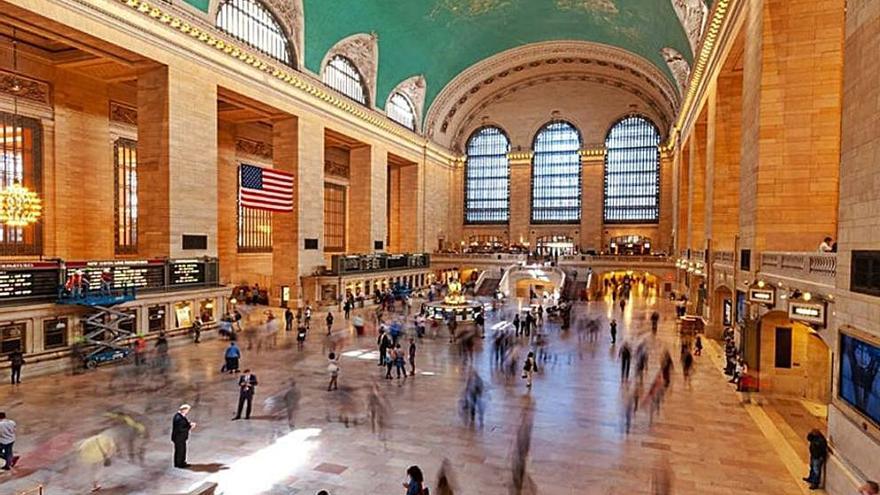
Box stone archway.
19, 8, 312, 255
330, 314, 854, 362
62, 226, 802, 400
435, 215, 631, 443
757, 311, 831, 404
709, 285, 733, 339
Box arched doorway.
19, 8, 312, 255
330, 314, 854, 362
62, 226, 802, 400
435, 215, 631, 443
756, 310, 831, 404
710, 285, 733, 339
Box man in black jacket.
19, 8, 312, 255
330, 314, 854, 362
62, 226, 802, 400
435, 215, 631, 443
171, 404, 195, 468
234, 370, 258, 420
804, 429, 828, 489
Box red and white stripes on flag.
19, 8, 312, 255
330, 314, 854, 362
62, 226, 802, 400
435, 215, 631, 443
239, 164, 294, 212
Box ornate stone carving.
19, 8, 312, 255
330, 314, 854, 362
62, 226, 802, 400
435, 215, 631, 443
235, 138, 273, 160
324, 159, 350, 179
109, 101, 138, 126
322, 33, 378, 106
671, 0, 708, 55
0, 71, 49, 105
262, 0, 304, 65
661, 47, 691, 96
389, 75, 427, 131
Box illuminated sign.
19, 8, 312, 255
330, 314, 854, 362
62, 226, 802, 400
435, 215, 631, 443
748, 288, 775, 305
169, 259, 206, 286
0, 261, 60, 301
788, 301, 827, 326
723, 299, 733, 326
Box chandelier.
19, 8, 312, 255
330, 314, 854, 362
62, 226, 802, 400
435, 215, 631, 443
0, 183, 42, 227
0, 29, 43, 228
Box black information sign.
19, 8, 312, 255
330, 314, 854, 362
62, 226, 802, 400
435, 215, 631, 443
0, 262, 60, 300
170, 259, 206, 286
66, 259, 165, 290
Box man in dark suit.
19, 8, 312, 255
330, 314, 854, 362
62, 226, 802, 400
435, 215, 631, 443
233, 369, 258, 420
171, 404, 195, 468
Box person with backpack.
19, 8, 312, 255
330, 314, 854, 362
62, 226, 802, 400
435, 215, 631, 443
403, 465, 426, 495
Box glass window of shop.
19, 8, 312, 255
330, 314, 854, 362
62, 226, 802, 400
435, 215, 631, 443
43, 317, 68, 350
199, 299, 215, 322
148, 305, 166, 332
119, 308, 138, 335
174, 301, 194, 328
0, 322, 25, 354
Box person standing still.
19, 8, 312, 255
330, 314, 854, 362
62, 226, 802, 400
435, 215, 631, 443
326, 311, 334, 336
234, 369, 258, 420
408, 338, 417, 375
327, 353, 340, 391
171, 404, 195, 468
8, 350, 24, 385
804, 429, 828, 490
0, 412, 15, 470
609, 319, 618, 344
285, 307, 294, 332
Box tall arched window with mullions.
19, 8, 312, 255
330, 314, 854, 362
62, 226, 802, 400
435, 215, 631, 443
465, 126, 510, 224
531, 121, 582, 223
323, 55, 369, 105
604, 116, 661, 223
216, 0, 294, 67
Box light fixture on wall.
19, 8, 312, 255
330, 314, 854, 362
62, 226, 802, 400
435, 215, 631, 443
0, 28, 42, 228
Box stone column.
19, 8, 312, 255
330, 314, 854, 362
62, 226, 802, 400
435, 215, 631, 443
688, 120, 707, 254
296, 116, 324, 286
272, 116, 298, 305
580, 153, 604, 251
710, 68, 743, 251
349, 144, 388, 252
137, 65, 218, 259
507, 155, 531, 246
388, 161, 421, 252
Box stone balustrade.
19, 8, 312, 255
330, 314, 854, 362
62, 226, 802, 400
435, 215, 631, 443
759, 251, 837, 286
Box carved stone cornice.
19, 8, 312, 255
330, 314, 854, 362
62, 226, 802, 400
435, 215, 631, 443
0, 70, 50, 106
235, 137, 273, 160
109, 101, 137, 126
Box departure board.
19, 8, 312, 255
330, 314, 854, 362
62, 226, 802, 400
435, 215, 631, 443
0, 262, 60, 300
169, 259, 206, 286
65, 259, 166, 290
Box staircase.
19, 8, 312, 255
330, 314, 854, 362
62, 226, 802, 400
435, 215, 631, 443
475, 277, 501, 297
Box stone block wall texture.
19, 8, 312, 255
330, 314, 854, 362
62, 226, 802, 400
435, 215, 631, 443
711, 62, 743, 251
828, 0, 880, 492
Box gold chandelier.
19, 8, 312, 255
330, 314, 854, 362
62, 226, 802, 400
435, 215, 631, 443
0, 183, 42, 227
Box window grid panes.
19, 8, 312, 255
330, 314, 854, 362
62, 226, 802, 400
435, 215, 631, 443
604, 116, 661, 223
465, 127, 510, 224
324, 182, 346, 252
0, 112, 41, 256
531, 121, 582, 223
237, 166, 272, 253
216, 0, 293, 66
324, 55, 368, 105
114, 138, 137, 254
387, 92, 416, 130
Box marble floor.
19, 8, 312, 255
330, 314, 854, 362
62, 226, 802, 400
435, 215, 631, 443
0, 293, 808, 495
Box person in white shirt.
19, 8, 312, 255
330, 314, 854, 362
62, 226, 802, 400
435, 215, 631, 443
818, 236, 834, 253
0, 412, 16, 470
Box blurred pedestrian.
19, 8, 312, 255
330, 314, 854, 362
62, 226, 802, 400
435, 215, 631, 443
8, 349, 23, 385
620, 342, 632, 381
327, 352, 340, 391
522, 351, 538, 388
0, 412, 15, 471
609, 319, 617, 344
224, 341, 241, 373
408, 338, 417, 375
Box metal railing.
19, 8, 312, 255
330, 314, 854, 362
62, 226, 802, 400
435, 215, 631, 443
759, 251, 837, 285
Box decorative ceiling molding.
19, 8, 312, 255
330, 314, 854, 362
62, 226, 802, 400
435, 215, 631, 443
320, 33, 378, 108
661, 47, 691, 96
388, 75, 426, 132
671, 0, 709, 56
425, 41, 679, 149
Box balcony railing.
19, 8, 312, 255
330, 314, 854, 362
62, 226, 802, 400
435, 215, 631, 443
713, 250, 735, 264
759, 252, 837, 285
431, 253, 527, 263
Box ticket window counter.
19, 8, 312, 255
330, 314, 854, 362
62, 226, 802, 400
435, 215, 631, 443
199, 299, 215, 322
0, 322, 25, 355
43, 317, 68, 351
148, 305, 167, 332
174, 301, 194, 328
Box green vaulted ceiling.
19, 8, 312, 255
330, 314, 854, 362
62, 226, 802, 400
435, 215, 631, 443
184, 0, 709, 111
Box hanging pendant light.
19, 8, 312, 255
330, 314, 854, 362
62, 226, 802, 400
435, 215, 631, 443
0, 28, 42, 228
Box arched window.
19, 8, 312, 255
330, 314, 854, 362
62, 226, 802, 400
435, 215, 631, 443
604, 116, 661, 223
465, 126, 510, 224
387, 92, 416, 130
531, 121, 582, 223
323, 55, 369, 105
216, 0, 293, 66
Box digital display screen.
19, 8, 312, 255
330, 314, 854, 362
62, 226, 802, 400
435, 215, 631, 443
0, 262, 60, 300
66, 259, 165, 290
839, 333, 880, 427
170, 260, 205, 286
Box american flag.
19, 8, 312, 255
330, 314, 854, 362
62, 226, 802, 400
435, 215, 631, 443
239, 164, 294, 212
